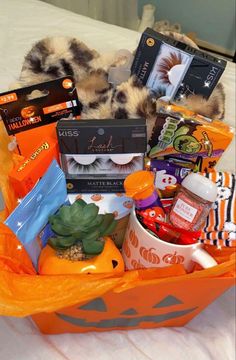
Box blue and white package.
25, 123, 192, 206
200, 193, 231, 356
5, 160, 67, 268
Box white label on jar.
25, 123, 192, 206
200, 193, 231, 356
172, 198, 198, 222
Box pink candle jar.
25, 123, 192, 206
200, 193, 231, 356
169, 173, 218, 231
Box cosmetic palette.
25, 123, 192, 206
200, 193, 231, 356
57, 118, 147, 192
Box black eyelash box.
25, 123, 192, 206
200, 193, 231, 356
57, 119, 146, 154
57, 118, 147, 193
131, 28, 226, 105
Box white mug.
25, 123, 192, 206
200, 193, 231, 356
122, 207, 217, 272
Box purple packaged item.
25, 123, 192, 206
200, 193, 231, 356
150, 159, 190, 197
135, 190, 163, 210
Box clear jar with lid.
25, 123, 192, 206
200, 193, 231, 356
169, 173, 218, 231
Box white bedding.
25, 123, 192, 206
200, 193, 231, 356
0, 0, 235, 359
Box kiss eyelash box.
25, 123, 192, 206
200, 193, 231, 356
131, 28, 226, 104
57, 118, 147, 193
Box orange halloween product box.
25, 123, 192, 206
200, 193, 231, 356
148, 107, 234, 172
0, 76, 82, 157
8, 137, 59, 199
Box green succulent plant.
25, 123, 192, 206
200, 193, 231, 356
48, 199, 117, 255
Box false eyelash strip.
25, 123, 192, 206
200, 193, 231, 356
60, 154, 144, 175
67, 157, 102, 174
146, 43, 193, 99
106, 156, 143, 173
158, 51, 183, 85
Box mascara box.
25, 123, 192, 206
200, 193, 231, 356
57, 119, 147, 193
131, 28, 226, 105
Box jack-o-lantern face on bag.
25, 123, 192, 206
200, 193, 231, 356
31, 277, 234, 334
55, 293, 197, 331
55, 296, 196, 329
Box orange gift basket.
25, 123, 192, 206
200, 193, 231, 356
0, 121, 235, 335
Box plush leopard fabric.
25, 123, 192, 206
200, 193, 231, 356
12, 32, 225, 141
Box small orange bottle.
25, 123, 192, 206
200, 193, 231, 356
124, 170, 164, 212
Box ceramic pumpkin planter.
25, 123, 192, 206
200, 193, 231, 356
38, 199, 124, 275
38, 237, 124, 275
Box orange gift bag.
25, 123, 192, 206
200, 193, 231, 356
0, 122, 235, 334
0, 220, 234, 334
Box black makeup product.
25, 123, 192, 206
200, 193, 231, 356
131, 28, 226, 105
57, 118, 147, 193
57, 119, 146, 154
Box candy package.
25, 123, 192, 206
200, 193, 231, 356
5, 160, 67, 268
150, 159, 191, 198
0, 121, 23, 220
9, 137, 59, 199
148, 112, 234, 172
